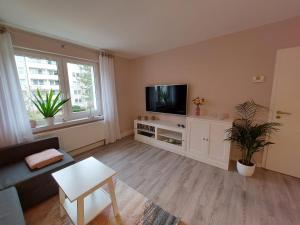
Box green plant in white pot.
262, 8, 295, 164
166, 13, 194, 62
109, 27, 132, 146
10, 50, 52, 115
226, 100, 280, 176
32, 89, 70, 126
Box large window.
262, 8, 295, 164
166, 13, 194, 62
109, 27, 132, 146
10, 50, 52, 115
64, 61, 99, 119
15, 55, 61, 121
14, 52, 101, 125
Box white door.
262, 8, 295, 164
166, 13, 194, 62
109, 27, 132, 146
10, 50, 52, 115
208, 122, 231, 165
266, 46, 300, 178
187, 118, 209, 158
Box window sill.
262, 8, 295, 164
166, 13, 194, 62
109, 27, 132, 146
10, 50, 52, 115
32, 116, 104, 134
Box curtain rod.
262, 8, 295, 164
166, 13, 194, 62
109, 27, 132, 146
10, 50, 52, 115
100, 50, 114, 58
13, 45, 99, 63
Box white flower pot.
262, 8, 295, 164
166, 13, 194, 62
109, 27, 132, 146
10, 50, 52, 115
45, 117, 55, 126
236, 160, 256, 176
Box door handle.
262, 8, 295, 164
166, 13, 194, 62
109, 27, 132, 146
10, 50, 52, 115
276, 110, 292, 115
276, 110, 292, 119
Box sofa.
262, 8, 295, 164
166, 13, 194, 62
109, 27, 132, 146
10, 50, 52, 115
0, 137, 74, 214
0, 187, 26, 225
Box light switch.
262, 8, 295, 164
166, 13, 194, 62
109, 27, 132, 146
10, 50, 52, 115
252, 75, 265, 83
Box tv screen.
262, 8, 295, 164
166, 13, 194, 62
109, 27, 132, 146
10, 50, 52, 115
146, 84, 187, 115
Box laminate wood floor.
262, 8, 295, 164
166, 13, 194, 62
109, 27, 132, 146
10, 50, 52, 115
76, 137, 300, 225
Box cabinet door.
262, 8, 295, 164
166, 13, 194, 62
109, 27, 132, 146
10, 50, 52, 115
187, 119, 209, 158
208, 122, 231, 163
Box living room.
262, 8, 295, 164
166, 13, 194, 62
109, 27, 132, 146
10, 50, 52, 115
1, 1, 300, 225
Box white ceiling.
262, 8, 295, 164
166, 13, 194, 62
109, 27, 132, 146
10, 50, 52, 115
0, 0, 300, 58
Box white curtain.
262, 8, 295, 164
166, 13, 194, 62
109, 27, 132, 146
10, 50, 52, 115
0, 32, 33, 147
99, 53, 121, 143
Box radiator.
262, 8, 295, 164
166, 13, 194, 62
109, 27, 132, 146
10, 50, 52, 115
34, 120, 105, 152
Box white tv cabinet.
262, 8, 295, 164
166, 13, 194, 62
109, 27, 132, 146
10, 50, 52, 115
134, 116, 233, 170
134, 120, 186, 155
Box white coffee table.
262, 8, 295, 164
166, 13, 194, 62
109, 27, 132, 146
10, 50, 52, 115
52, 157, 119, 225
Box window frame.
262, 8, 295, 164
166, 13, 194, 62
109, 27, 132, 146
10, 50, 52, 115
14, 49, 102, 126
62, 58, 102, 120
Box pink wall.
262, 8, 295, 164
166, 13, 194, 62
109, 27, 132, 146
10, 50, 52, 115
129, 17, 300, 121
11, 28, 99, 61
129, 16, 300, 163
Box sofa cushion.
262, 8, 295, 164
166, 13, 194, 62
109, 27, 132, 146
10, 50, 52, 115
0, 149, 73, 190
0, 137, 60, 167
0, 187, 25, 225
25, 148, 63, 170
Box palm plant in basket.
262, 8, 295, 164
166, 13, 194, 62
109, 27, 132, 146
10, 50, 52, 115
225, 100, 280, 176
32, 89, 70, 126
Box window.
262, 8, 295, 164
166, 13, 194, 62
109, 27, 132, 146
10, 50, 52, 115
14, 52, 101, 125
15, 55, 61, 121
47, 69, 58, 75
31, 79, 38, 85
49, 80, 58, 86
19, 79, 26, 88
65, 61, 99, 118
17, 67, 26, 75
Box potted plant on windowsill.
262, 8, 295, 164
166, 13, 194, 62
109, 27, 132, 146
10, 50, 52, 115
32, 89, 70, 126
225, 100, 280, 176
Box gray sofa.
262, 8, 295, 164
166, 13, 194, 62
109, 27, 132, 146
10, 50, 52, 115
0, 137, 75, 224
0, 187, 26, 225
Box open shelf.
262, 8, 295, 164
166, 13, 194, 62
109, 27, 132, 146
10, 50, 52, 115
157, 128, 183, 146
136, 123, 156, 138
137, 128, 155, 134
137, 130, 155, 138
157, 129, 182, 141
157, 136, 182, 146
63, 188, 111, 225
134, 119, 186, 152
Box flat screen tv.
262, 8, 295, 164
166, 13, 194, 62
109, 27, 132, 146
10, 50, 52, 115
146, 84, 187, 115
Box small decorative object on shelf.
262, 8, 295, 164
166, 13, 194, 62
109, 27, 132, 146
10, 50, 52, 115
192, 97, 205, 116
144, 115, 148, 120
151, 115, 156, 120
137, 115, 142, 120
30, 119, 37, 128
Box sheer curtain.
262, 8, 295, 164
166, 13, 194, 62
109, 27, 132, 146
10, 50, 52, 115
0, 31, 33, 147
99, 53, 121, 144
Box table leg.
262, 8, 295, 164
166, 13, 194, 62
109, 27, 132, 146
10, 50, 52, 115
107, 177, 120, 216
59, 187, 66, 217
77, 197, 84, 225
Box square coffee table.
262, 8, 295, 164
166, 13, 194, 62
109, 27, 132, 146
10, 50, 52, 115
52, 157, 119, 225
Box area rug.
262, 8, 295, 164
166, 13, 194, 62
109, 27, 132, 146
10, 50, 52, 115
25, 179, 184, 225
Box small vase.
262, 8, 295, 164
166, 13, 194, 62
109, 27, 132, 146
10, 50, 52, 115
236, 160, 256, 176
30, 120, 37, 128
45, 117, 55, 126
195, 105, 200, 116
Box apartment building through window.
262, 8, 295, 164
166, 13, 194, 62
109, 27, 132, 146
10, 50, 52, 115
14, 52, 101, 122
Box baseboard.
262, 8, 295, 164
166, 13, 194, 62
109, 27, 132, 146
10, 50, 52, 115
121, 129, 134, 138
68, 139, 105, 156
65, 130, 133, 157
